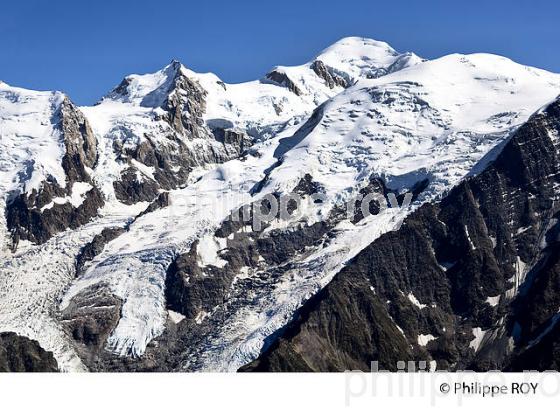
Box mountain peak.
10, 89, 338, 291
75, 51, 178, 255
169, 58, 182, 67
317, 36, 398, 61
102, 59, 190, 106
166, 59, 187, 77
313, 36, 421, 80
322, 36, 397, 53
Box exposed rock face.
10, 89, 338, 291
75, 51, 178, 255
212, 127, 251, 157
165, 197, 335, 322
113, 166, 160, 205
310, 60, 348, 89
242, 98, 560, 371
291, 173, 325, 197
135, 191, 170, 218
76, 227, 126, 275
7, 186, 103, 247
59, 98, 98, 179
0, 332, 58, 372
265, 70, 303, 96
6, 98, 104, 246
158, 63, 209, 137
61, 284, 123, 365
165, 241, 235, 320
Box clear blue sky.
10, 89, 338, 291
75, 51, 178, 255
1, 0, 558, 105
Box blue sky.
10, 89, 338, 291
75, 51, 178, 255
1, 0, 558, 105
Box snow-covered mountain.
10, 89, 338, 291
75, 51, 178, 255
244, 95, 560, 372
1, 37, 560, 372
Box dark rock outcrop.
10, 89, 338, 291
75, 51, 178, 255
265, 69, 303, 96
165, 241, 234, 319
7, 185, 104, 247
75, 227, 127, 275
212, 127, 251, 157
136, 191, 170, 218
310, 60, 348, 89
61, 284, 123, 364
113, 166, 160, 205
0, 332, 58, 372
292, 173, 325, 197
59, 98, 98, 179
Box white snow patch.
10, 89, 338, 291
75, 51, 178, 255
417, 334, 436, 346
195, 311, 209, 325
486, 295, 501, 307
197, 236, 228, 268
407, 292, 427, 309
506, 256, 528, 299
469, 327, 488, 351
168, 310, 185, 324
40, 182, 93, 211
464, 225, 476, 250
438, 261, 456, 271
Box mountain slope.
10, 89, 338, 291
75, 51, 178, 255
59, 46, 560, 370
1, 38, 560, 372
242, 97, 560, 371
0, 83, 103, 249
